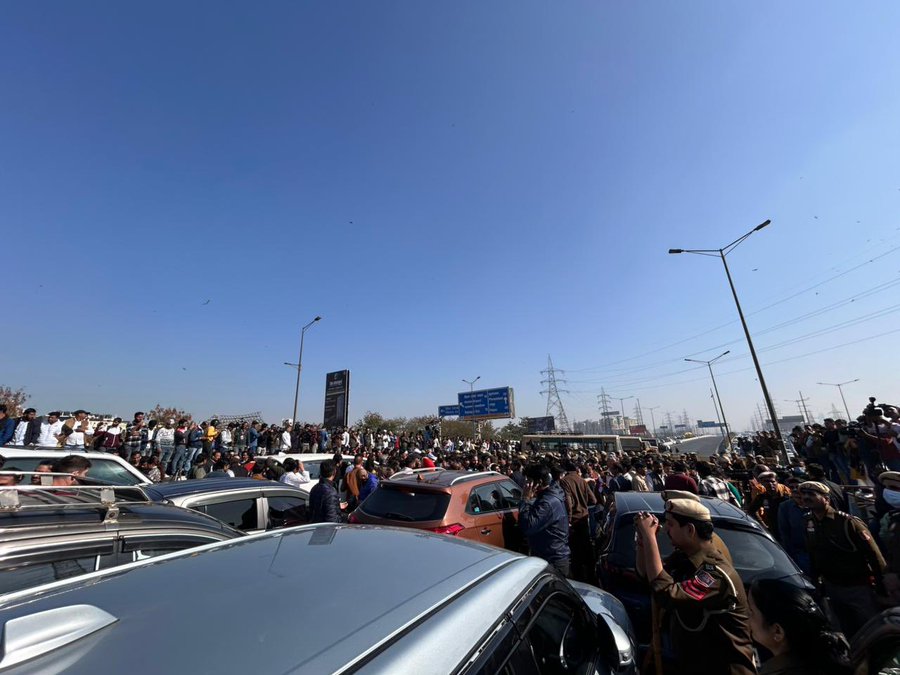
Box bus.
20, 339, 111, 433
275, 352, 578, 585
521, 434, 649, 456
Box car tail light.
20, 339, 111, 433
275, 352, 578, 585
429, 523, 464, 536
348, 512, 360, 524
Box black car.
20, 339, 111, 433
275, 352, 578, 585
596, 492, 813, 649
0, 486, 243, 595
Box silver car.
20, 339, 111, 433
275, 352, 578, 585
0, 524, 636, 674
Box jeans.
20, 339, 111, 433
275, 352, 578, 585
169, 445, 188, 475
185, 447, 201, 473
158, 445, 175, 470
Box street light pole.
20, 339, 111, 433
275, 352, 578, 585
669, 219, 786, 464
685, 350, 732, 449
646, 405, 661, 437
817, 379, 860, 421
614, 395, 634, 435
291, 316, 321, 425
462, 376, 481, 438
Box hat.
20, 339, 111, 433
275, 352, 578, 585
426, 452, 436, 461
168, 418, 176, 424
664, 498, 711, 522
661, 489, 700, 503
757, 471, 776, 481
880, 471, 900, 490
798, 481, 830, 495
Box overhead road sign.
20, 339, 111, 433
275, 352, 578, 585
438, 405, 461, 417
458, 387, 515, 420
697, 420, 725, 429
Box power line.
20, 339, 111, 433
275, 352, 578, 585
566, 242, 900, 375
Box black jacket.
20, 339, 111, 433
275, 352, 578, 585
518, 482, 571, 564
309, 478, 342, 523
23, 419, 41, 446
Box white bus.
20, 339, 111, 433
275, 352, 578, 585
521, 434, 648, 456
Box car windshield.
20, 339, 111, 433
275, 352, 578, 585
610, 518, 798, 581
359, 487, 450, 522
4, 457, 143, 486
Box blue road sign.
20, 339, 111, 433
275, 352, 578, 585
438, 405, 461, 417
458, 387, 515, 419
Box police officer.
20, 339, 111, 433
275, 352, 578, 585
801, 480, 886, 638
635, 498, 755, 675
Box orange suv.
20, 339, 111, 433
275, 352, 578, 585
349, 469, 525, 551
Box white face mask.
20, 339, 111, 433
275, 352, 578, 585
884, 488, 900, 509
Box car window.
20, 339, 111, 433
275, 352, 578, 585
469, 621, 540, 675
267, 495, 308, 529
122, 536, 226, 561
0, 541, 117, 594
499, 481, 522, 508
195, 498, 259, 531
611, 518, 794, 578
520, 593, 595, 675
304, 462, 323, 480
359, 487, 450, 522
469, 484, 506, 514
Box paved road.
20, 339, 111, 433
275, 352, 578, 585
673, 434, 725, 458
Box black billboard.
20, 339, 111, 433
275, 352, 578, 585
525, 416, 556, 434
323, 370, 350, 428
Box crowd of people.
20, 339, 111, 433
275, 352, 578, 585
5, 394, 900, 672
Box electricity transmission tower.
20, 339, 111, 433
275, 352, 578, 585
540, 355, 570, 433
597, 388, 613, 434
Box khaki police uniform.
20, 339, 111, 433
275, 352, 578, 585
649, 499, 755, 675
804, 503, 886, 638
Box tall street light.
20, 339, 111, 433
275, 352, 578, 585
612, 395, 634, 434
817, 379, 859, 421
645, 405, 661, 437
669, 219, 787, 463
462, 376, 481, 438
291, 316, 321, 425
685, 350, 731, 447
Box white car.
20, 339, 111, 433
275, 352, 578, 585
0, 447, 149, 485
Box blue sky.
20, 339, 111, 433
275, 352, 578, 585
3, 2, 900, 430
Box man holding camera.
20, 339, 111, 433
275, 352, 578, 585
635, 499, 754, 675
518, 463, 571, 578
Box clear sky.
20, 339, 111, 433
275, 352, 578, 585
3, 2, 899, 430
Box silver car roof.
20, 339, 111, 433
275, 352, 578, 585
0, 524, 525, 674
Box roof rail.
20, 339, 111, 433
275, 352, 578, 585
388, 468, 444, 480
448, 471, 502, 485
0, 479, 149, 520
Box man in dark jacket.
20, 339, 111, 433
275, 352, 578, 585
559, 459, 597, 583
309, 459, 343, 523
518, 463, 571, 577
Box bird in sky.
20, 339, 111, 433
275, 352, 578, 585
202, 299, 211, 305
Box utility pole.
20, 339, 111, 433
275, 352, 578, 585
798, 391, 812, 424
541, 355, 570, 433
710, 388, 725, 438
817, 379, 859, 421
645, 405, 661, 437
635, 399, 645, 427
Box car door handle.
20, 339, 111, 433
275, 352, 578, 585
481, 528, 492, 535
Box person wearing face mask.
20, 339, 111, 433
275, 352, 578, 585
877, 471, 900, 605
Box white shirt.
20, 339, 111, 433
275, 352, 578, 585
280, 471, 310, 488
13, 420, 29, 445
281, 431, 292, 450
37, 420, 63, 446
220, 429, 232, 444
65, 430, 85, 447
156, 427, 176, 448
341, 431, 350, 447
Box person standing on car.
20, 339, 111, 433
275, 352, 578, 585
0, 405, 17, 447
635, 498, 755, 675
12, 408, 40, 447
518, 463, 572, 578
36, 411, 64, 447
801, 480, 886, 639
558, 458, 597, 583
309, 459, 343, 523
